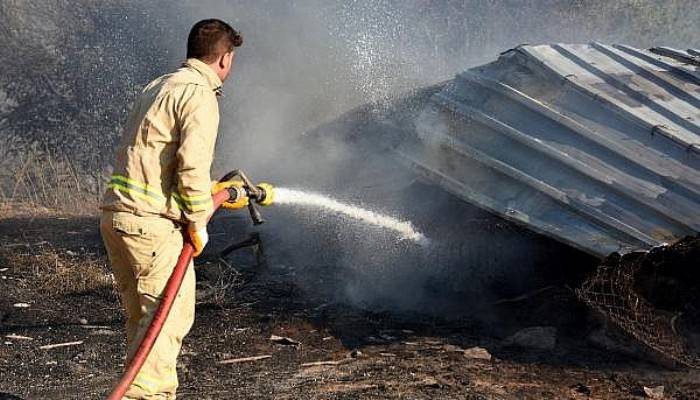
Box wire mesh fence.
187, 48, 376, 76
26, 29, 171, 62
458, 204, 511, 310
576, 249, 700, 368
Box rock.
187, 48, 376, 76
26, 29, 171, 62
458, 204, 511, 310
78, 318, 88, 325
570, 383, 591, 396
463, 346, 492, 361
442, 344, 464, 352
587, 325, 639, 355
503, 326, 557, 350
418, 377, 440, 388
643, 385, 664, 399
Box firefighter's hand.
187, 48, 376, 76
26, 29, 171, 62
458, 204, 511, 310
212, 180, 249, 210
188, 227, 209, 257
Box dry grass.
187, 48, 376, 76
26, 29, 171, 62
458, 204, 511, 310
0, 144, 103, 216
0, 143, 116, 304
0, 240, 114, 298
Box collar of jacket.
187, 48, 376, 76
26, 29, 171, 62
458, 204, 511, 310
182, 58, 224, 96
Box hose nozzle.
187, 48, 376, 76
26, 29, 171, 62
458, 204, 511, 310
217, 170, 274, 225
254, 183, 274, 206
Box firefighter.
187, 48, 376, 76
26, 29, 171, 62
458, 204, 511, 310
100, 19, 243, 399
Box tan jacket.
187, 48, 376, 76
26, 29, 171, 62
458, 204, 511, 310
101, 58, 223, 232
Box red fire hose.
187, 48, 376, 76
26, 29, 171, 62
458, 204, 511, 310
107, 189, 231, 400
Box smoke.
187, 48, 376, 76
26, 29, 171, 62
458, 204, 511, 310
181, 1, 697, 314
2, 1, 698, 313
2, 1, 698, 167
0, 1, 176, 164
159, 1, 700, 176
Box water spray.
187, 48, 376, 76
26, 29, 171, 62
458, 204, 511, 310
108, 175, 426, 399
274, 187, 427, 243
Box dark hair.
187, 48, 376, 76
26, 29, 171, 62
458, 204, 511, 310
187, 19, 243, 62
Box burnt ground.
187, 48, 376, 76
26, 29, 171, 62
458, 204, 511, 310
1, 205, 699, 400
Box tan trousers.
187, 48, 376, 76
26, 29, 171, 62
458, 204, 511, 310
100, 211, 196, 400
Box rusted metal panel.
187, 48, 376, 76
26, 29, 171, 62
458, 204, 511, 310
399, 44, 699, 257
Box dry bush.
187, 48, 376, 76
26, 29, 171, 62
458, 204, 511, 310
0, 143, 104, 215
196, 259, 244, 307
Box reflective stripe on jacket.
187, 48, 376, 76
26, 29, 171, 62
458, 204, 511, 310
101, 58, 223, 231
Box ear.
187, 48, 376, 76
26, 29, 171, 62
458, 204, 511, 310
220, 51, 234, 69
218, 52, 228, 69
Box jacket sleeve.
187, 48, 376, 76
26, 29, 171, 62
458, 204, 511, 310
175, 85, 219, 232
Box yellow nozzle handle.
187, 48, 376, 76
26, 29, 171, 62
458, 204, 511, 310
256, 183, 274, 206
212, 179, 244, 194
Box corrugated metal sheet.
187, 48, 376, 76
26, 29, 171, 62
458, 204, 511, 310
396, 44, 700, 257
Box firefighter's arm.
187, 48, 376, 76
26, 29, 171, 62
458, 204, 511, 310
175, 85, 220, 256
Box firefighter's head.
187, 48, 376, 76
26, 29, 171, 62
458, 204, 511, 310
187, 19, 243, 82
